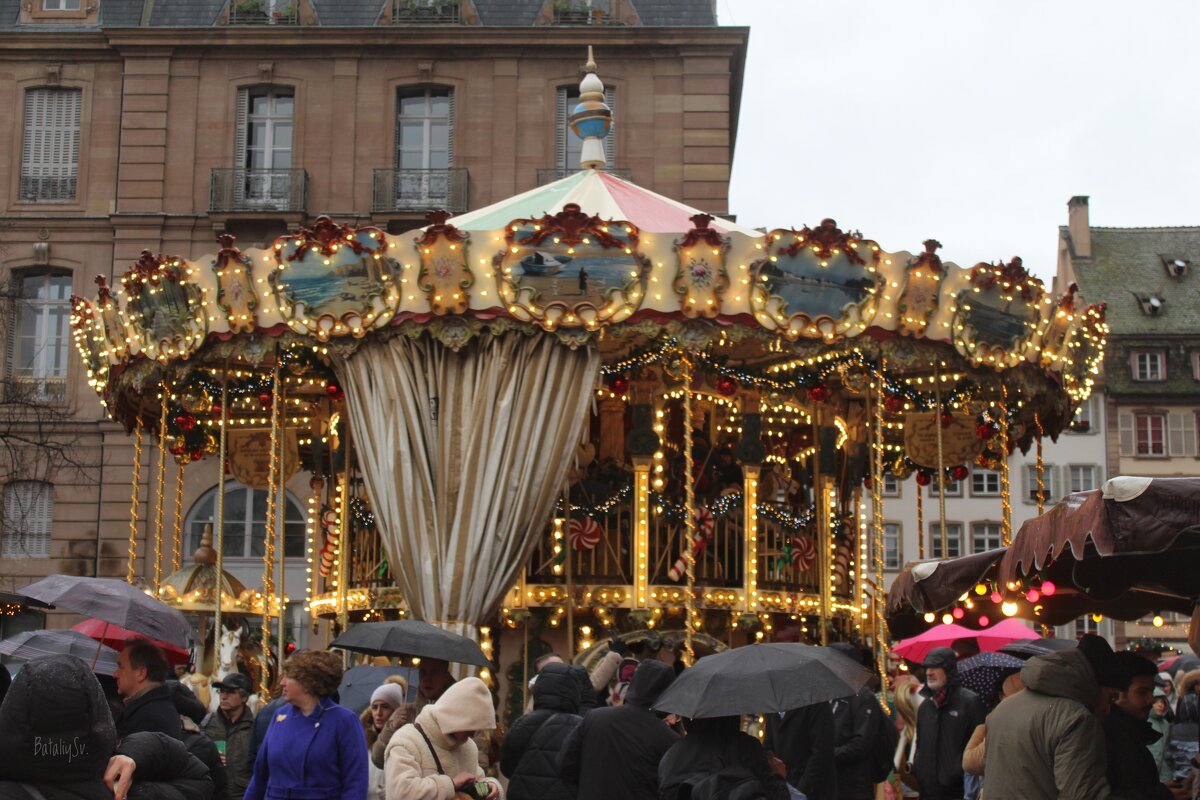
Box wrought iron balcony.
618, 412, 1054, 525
19, 175, 76, 203
372, 168, 469, 213
209, 169, 307, 213
228, 0, 299, 24
536, 167, 631, 186
552, 7, 622, 25
1, 376, 67, 404
392, 1, 460, 23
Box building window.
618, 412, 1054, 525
929, 522, 962, 559
882, 522, 902, 570
1136, 413, 1166, 457
971, 470, 1000, 496
1069, 394, 1098, 433
1023, 464, 1059, 505
881, 473, 901, 497
971, 522, 1002, 554
186, 481, 305, 559
1068, 464, 1098, 494
397, 87, 453, 171
20, 88, 81, 202
556, 86, 616, 171
928, 478, 961, 497
6, 270, 72, 402
1133, 351, 1165, 382
235, 88, 294, 205
43, 0, 82, 8
1, 481, 53, 558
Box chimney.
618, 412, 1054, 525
1067, 196, 1091, 259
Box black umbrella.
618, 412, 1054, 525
337, 665, 417, 713
19, 575, 193, 650
957, 651, 1025, 710
329, 621, 490, 668
652, 643, 873, 719
998, 638, 1077, 659
0, 629, 120, 674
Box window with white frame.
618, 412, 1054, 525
971, 522, 1003, 554
556, 86, 616, 171
1133, 351, 1165, 382
1120, 411, 1194, 457
186, 481, 305, 559
235, 88, 294, 205
971, 469, 1000, 496
395, 87, 454, 205
6, 270, 72, 401
1, 481, 53, 558
21, 87, 81, 202
1136, 413, 1166, 457
881, 473, 901, 497
43, 0, 82, 9
882, 522, 902, 570
1069, 394, 1098, 433
929, 522, 962, 559
1068, 464, 1098, 494
1023, 464, 1059, 504
928, 478, 961, 497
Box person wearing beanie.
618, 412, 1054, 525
558, 660, 679, 800
362, 678, 408, 800
203, 672, 256, 800
384, 676, 502, 800
912, 647, 985, 800
500, 662, 581, 800
984, 634, 1124, 799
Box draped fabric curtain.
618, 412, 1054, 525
336, 332, 599, 641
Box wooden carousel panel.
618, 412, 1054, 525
118, 251, 208, 362
953, 258, 1045, 368
414, 211, 474, 316
673, 214, 730, 319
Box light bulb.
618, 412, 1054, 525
1001, 601, 1018, 617
1153, 615, 1164, 628
977, 616, 990, 627
974, 583, 988, 596
923, 612, 936, 623
942, 614, 954, 625
1040, 581, 1057, 597
952, 608, 965, 619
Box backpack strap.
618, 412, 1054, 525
414, 722, 447, 775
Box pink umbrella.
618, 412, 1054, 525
893, 619, 1039, 663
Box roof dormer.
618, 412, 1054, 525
1161, 254, 1190, 279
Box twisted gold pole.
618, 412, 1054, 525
213, 375, 229, 660
681, 354, 697, 665
871, 369, 890, 695
260, 358, 281, 701
999, 386, 1013, 546
172, 461, 185, 572
153, 393, 168, 594
1034, 412, 1046, 516
127, 418, 143, 584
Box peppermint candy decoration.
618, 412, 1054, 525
568, 517, 602, 552
694, 506, 715, 538
790, 535, 816, 572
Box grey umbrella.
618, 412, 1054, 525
329, 621, 490, 668
652, 643, 873, 719
337, 665, 417, 713
0, 629, 120, 674
19, 575, 194, 650
998, 638, 1076, 659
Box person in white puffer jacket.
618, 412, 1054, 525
384, 676, 503, 800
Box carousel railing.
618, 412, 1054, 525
525, 508, 634, 585
647, 508, 742, 588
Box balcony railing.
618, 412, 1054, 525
552, 7, 622, 24
372, 168, 469, 213
392, 2, 460, 23
536, 167, 631, 186
1, 376, 67, 404
210, 168, 307, 213
228, 1, 299, 24
19, 175, 76, 203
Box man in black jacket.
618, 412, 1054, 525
913, 647, 985, 800
1104, 651, 1185, 800
558, 660, 679, 800
658, 715, 789, 800
829, 643, 885, 800
763, 700, 837, 800
114, 640, 183, 740
501, 662, 581, 800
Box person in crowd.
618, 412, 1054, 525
527, 637, 626, 710
1150, 688, 1175, 783
569, 665, 598, 713
0, 654, 214, 800
500, 662, 581, 800
1104, 651, 1187, 800
362, 678, 408, 800
1157, 673, 1178, 714
608, 657, 639, 707
204, 672, 257, 800
373, 658, 459, 769
658, 715, 790, 800
169, 679, 229, 800
384, 676, 503, 800
1174, 669, 1200, 724
558, 660, 679, 800
912, 647, 985, 800
962, 671, 1022, 779
984, 633, 1125, 799
762, 697, 836, 800
828, 643, 886, 800
244, 650, 367, 800
891, 676, 921, 794
114, 639, 185, 740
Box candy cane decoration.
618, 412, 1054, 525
668, 506, 715, 581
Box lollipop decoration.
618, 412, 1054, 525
777, 534, 816, 572
567, 517, 602, 552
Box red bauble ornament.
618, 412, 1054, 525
715, 376, 738, 397
285, 642, 297, 655
884, 394, 905, 414
175, 414, 196, 431
808, 384, 831, 404
611, 375, 630, 395
976, 422, 996, 440
916, 471, 931, 486
258, 392, 273, 408
952, 465, 969, 481
169, 444, 186, 456
326, 383, 343, 401
190, 449, 203, 462
940, 410, 953, 428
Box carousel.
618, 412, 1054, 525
69, 52, 1105, 714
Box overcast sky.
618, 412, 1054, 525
721, 1, 1200, 282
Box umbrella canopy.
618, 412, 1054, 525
329, 621, 490, 668
1159, 654, 1200, 675
651, 643, 872, 718
893, 620, 1037, 663
0, 629, 120, 674
957, 651, 1025, 710
998, 637, 1077, 659
72, 619, 192, 666
19, 575, 193, 650
336, 665, 417, 713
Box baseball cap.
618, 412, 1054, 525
213, 672, 252, 694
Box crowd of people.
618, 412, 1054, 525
2, 631, 1200, 800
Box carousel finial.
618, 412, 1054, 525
569, 46, 613, 171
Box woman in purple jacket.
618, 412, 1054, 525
245, 650, 369, 800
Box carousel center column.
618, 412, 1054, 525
629, 374, 661, 610
735, 390, 765, 616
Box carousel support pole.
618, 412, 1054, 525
916, 485, 925, 560
127, 416, 144, 585
633, 456, 652, 609
1034, 412, 1046, 516
172, 460, 186, 572
214, 372, 230, 661
813, 408, 830, 646
276, 402, 288, 683
870, 371, 890, 697
260, 355, 281, 701
521, 617, 530, 711
336, 424, 353, 655
153, 392, 168, 595
681, 355, 698, 665
562, 500, 575, 657
934, 360, 948, 559
998, 386, 1013, 546
741, 465, 760, 617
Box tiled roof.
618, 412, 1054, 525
148, 0, 225, 26
102, 0, 146, 25
634, 0, 715, 25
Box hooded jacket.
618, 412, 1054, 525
383, 677, 501, 800
658, 716, 789, 800
500, 663, 581, 800
913, 648, 985, 800
1102, 705, 1173, 800
558, 660, 679, 800
117, 683, 184, 741
983, 649, 1114, 800
762, 700, 837, 800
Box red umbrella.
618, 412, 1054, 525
73, 619, 191, 666
893, 619, 1039, 663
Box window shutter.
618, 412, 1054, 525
2, 481, 52, 559
21, 88, 80, 201
605, 85, 616, 166
555, 87, 567, 171
1119, 412, 1134, 456
447, 89, 455, 167
1169, 412, 1186, 456
4, 274, 20, 387
233, 88, 249, 204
